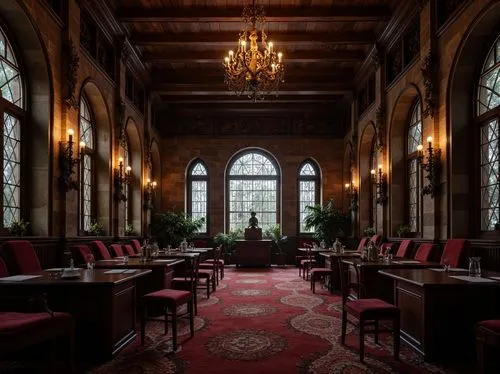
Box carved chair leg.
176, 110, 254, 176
171, 306, 178, 352
393, 316, 400, 361
341, 311, 347, 345
359, 319, 365, 362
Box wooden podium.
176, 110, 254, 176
244, 227, 262, 240
233, 238, 271, 267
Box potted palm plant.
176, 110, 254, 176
264, 224, 288, 266
213, 228, 243, 264
151, 211, 205, 248
304, 198, 350, 247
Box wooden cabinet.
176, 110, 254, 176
233, 240, 272, 267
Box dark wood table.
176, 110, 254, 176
320, 251, 360, 289
0, 268, 151, 360
341, 258, 441, 302
379, 268, 500, 362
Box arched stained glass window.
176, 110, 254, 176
370, 140, 378, 228
298, 160, 321, 233
79, 95, 95, 233
187, 160, 208, 233
407, 101, 422, 234
227, 150, 280, 231
122, 138, 131, 231
477, 35, 500, 231
0, 26, 24, 227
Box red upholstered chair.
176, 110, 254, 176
122, 244, 136, 256
70, 245, 93, 267
476, 319, 500, 373
0, 256, 9, 277
371, 235, 383, 246
338, 260, 400, 362
395, 240, 413, 258
200, 246, 223, 283
356, 237, 368, 252
109, 244, 125, 257
2, 240, 41, 274
310, 266, 333, 293
299, 247, 316, 280
440, 239, 469, 268
172, 256, 200, 315
414, 243, 437, 262
91, 240, 112, 260
296, 238, 316, 267
379, 242, 396, 256
130, 239, 142, 254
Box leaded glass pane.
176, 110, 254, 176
299, 163, 316, 176
407, 103, 422, 154
123, 146, 130, 230
79, 97, 94, 149
229, 153, 277, 176
191, 180, 207, 233
480, 119, 500, 230
0, 27, 22, 109
371, 146, 377, 227
191, 163, 207, 176
478, 35, 500, 115
83, 154, 92, 231
408, 158, 419, 232
299, 180, 316, 233
3, 113, 20, 226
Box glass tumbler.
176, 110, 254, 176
469, 257, 481, 277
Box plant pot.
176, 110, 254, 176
274, 252, 286, 266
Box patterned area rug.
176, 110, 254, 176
88, 266, 462, 374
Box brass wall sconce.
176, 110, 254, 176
417, 136, 441, 198
59, 128, 84, 192
344, 182, 358, 211
371, 164, 388, 205
144, 178, 157, 209
114, 157, 131, 201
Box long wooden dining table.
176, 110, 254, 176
0, 268, 151, 360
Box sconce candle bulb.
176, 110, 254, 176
58, 128, 82, 192
345, 181, 358, 211
371, 164, 388, 205
144, 178, 157, 210
417, 136, 441, 198
114, 157, 131, 202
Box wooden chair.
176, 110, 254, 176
109, 243, 125, 257
299, 246, 316, 280
338, 260, 400, 362
310, 265, 333, 293
440, 239, 469, 268
395, 240, 413, 258
371, 235, 383, 246
295, 239, 315, 268
379, 242, 396, 256
172, 256, 200, 315
130, 239, 142, 254
356, 237, 368, 252
90, 240, 112, 260
122, 244, 136, 256
413, 243, 438, 262
2, 240, 41, 274
200, 246, 223, 284
476, 319, 500, 373
70, 245, 93, 267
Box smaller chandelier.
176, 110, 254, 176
223, 0, 285, 102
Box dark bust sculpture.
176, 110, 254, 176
248, 211, 259, 228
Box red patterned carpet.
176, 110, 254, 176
86, 266, 461, 374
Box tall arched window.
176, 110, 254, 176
187, 160, 208, 233
121, 138, 131, 231
79, 95, 95, 233
370, 140, 378, 228
227, 150, 280, 232
477, 34, 500, 231
0, 26, 24, 228
298, 160, 321, 233
407, 101, 422, 234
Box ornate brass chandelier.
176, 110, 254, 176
223, 0, 285, 102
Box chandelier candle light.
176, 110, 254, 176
223, 0, 285, 102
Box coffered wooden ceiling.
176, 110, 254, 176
111, 0, 400, 119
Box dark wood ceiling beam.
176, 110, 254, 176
143, 49, 365, 64
159, 95, 342, 104
151, 83, 351, 95
130, 31, 375, 46
116, 6, 391, 23
168, 105, 335, 115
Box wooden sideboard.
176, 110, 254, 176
233, 239, 272, 267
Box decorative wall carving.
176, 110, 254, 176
375, 105, 385, 151
421, 52, 437, 118
62, 37, 79, 109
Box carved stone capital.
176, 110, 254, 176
421, 52, 437, 118
62, 37, 79, 109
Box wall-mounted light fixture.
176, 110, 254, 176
59, 128, 85, 192
371, 164, 388, 205
144, 178, 157, 209
114, 157, 131, 201
344, 181, 358, 211
417, 136, 441, 198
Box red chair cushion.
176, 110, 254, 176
198, 269, 213, 278
478, 320, 500, 333
122, 244, 135, 256
0, 312, 72, 332
356, 238, 368, 252
71, 245, 93, 265
310, 268, 332, 274
414, 243, 437, 262
396, 240, 413, 258
0, 257, 9, 277
440, 239, 469, 268
371, 235, 383, 246
345, 298, 398, 317
379, 242, 396, 255
2, 240, 41, 274
143, 289, 191, 305
109, 244, 124, 257
130, 239, 141, 253
91, 241, 111, 260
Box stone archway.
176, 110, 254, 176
342, 142, 353, 212
388, 84, 422, 236
448, 2, 500, 238
358, 123, 377, 234
0, 1, 52, 235
151, 138, 161, 210
125, 117, 143, 235
79, 80, 112, 235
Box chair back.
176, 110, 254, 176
2, 240, 41, 274
91, 240, 111, 260
441, 239, 469, 268
130, 239, 141, 253
414, 243, 437, 262
379, 242, 396, 255
0, 257, 9, 277
338, 260, 361, 305
122, 244, 135, 256
109, 244, 124, 257
183, 255, 200, 293
70, 245, 93, 266
371, 235, 383, 246
395, 240, 413, 258
356, 237, 368, 252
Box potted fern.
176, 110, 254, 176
264, 224, 288, 266
304, 198, 350, 247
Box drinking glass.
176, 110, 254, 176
85, 254, 95, 270
469, 257, 481, 277
442, 258, 451, 272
